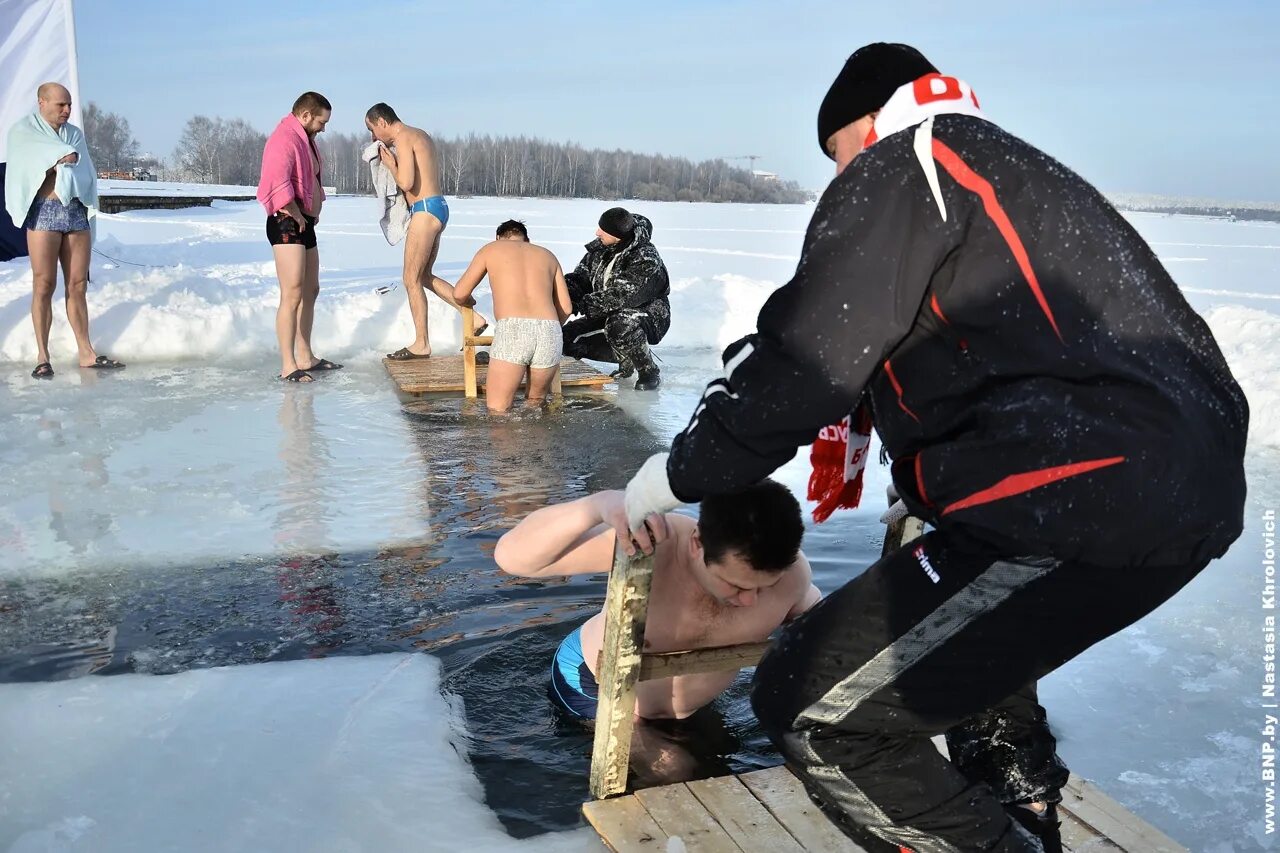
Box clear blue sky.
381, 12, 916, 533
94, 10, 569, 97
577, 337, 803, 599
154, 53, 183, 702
74, 0, 1279, 200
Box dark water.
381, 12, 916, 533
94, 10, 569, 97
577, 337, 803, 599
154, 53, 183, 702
0, 394, 883, 838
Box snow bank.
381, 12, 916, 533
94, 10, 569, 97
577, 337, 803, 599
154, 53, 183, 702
1205, 304, 1280, 450
0, 196, 814, 365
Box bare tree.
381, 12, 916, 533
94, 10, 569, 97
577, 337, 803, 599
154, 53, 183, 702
155, 113, 809, 201
82, 102, 141, 173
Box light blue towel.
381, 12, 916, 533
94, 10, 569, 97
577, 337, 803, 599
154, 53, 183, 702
4, 112, 98, 237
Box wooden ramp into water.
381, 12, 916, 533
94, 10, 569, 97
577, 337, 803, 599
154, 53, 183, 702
583, 764, 1189, 852
385, 306, 613, 396
383, 354, 611, 395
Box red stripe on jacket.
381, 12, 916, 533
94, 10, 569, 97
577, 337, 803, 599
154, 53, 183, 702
883, 359, 920, 423
931, 140, 1064, 344
941, 456, 1126, 516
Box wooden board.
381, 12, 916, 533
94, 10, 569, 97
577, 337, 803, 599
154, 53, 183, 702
737, 766, 866, 853
683, 776, 806, 853
589, 549, 656, 799
384, 353, 611, 395
583, 795, 669, 852
585, 765, 1189, 853
587, 768, 846, 853
637, 641, 771, 682
1059, 774, 1186, 852
634, 785, 741, 853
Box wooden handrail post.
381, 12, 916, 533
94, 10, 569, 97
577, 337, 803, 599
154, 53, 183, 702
881, 492, 926, 557
588, 544, 655, 800
462, 306, 478, 398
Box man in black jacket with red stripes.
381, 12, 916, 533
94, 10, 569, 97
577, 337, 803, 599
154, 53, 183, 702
611, 43, 1247, 852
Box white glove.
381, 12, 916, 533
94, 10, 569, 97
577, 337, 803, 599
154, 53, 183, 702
624, 452, 682, 528
880, 499, 909, 525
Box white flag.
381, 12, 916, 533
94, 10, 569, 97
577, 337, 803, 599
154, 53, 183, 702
0, 0, 81, 162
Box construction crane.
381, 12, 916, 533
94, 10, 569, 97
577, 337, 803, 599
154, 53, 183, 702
725, 155, 762, 175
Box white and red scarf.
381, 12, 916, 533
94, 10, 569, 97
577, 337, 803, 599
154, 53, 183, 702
807, 74, 985, 523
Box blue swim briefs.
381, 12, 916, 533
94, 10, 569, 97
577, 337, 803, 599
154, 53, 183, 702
408, 194, 449, 228
550, 625, 599, 719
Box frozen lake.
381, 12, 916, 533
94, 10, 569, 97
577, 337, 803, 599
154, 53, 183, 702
1, 196, 1278, 851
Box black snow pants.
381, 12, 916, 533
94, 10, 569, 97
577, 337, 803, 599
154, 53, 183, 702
751, 528, 1209, 852
561, 298, 670, 368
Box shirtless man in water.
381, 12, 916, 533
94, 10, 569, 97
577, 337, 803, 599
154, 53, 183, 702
365, 103, 486, 359
453, 220, 573, 412
495, 480, 821, 721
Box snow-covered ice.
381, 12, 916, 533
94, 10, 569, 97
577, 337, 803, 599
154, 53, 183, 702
0, 654, 596, 853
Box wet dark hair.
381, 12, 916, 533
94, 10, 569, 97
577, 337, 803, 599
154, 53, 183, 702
365, 102, 399, 125
496, 219, 529, 240
698, 479, 803, 573
292, 92, 331, 117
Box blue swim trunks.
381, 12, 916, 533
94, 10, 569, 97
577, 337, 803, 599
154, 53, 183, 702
408, 194, 449, 228
550, 625, 599, 719
24, 196, 89, 233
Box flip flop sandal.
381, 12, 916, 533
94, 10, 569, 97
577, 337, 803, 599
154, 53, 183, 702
282, 369, 314, 382
31, 362, 53, 379
307, 358, 344, 370
386, 347, 431, 360
83, 355, 125, 369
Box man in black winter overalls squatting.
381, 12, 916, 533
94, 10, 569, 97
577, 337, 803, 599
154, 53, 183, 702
609, 43, 1248, 852
561, 207, 670, 390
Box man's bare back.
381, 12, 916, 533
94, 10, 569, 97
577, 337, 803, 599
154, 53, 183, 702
453, 237, 572, 323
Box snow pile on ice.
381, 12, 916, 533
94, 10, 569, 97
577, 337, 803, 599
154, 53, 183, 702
1205, 304, 1280, 450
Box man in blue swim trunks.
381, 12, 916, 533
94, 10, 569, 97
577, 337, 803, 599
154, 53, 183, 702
365, 103, 487, 359
495, 481, 821, 720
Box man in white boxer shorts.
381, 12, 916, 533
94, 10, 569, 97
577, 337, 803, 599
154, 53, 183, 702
453, 220, 574, 412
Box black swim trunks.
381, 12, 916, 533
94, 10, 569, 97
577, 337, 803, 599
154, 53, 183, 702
266, 211, 317, 249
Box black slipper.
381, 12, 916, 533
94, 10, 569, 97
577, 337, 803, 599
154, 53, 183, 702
306, 358, 344, 371
282, 369, 314, 382
83, 355, 125, 370
386, 347, 431, 360
31, 362, 53, 379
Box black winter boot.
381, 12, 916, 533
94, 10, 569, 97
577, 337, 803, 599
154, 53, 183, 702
610, 358, 634, 380
631, 348, 660, 391
634, 367, 661, 391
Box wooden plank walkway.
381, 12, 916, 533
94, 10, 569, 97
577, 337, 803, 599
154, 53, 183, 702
583, 764, 1187, 853
383, 354, 611, 395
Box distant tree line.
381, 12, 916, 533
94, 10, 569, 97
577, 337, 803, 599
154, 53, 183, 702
80, 103, 811, 203
1108, 192, 1280, 224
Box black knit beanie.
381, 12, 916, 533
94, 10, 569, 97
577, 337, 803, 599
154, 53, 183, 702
598, 207, 635, 241
817, 43, 938, 158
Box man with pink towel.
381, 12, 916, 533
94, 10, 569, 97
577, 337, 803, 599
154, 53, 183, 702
257, 92, 342, 382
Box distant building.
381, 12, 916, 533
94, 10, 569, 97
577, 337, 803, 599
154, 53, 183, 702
752, 170, 779, 183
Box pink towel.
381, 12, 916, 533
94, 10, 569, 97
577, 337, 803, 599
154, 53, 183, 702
256, 114, 324, 215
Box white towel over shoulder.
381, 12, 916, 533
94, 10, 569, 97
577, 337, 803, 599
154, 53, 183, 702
362, 141, 409, 246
